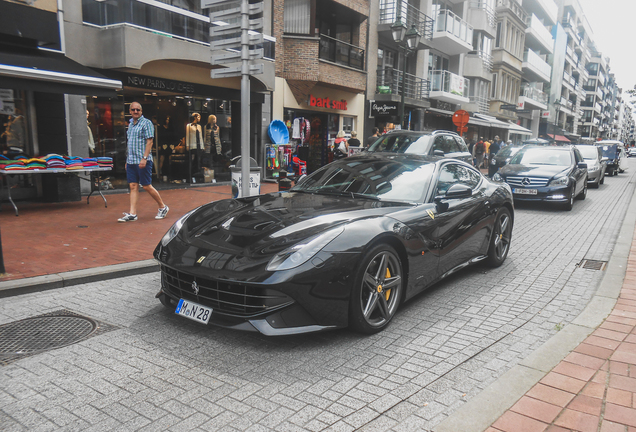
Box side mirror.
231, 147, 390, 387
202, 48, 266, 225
577, 162, 588, 169
433, 149, 444, 157
434, 183, 473, 202
601, 157, 609, 162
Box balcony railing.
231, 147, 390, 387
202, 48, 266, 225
429, 70, 470, 97
435, 9, 474, 46
379, 0, 434, 41
469, 95, 490, 113
319, 34, 364, 70
496, 0, 528, 23
376, 67, 430, 100
520, 84, 547, 105
467, 50, 493, 72
469, 1, 496, 27
526, 14, 553, 51
523, 49, 551, 79
81, 0, 275, 58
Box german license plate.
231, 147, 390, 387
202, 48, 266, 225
175, 299, 212, 324
513, 188, 537, 195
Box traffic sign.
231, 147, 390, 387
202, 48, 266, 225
457, 126, 468, 133
453, 109, 469, 127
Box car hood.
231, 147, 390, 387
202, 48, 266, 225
498, 164, 570, 178
177, 192, 410, 258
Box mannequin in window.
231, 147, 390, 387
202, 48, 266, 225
87, 110, 95, 156
159, 116, 175, 179
186, 113, 203, 179
204, 114, 222, 161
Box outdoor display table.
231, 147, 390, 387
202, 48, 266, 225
0, 167, 112, 216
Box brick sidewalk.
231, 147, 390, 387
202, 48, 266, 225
487, 230, 636, 432
0, 182, 279, 281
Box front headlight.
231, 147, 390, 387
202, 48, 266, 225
161, 209, 196, 246
549, 176, 569, 186
492, 173, 503, 182
266, 226, 345, 271
587, 165, 599, 172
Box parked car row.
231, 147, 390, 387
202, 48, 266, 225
153, 128, 630, 336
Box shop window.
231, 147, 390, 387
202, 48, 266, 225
342, 116, 354, 134
1, 89, 30, 156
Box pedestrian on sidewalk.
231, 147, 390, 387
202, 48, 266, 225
473, 137, 485, 169
118, 101, 169, 222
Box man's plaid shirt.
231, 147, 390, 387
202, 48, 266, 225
126, 115, 154, 164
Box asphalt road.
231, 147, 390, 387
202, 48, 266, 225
1, 159, 635, 432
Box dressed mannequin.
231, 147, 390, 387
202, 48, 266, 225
87, 110, 95, 156
186, 113, 203, 180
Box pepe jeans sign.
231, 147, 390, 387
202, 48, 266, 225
370, 102, 398, 117
126, 75, 195, 94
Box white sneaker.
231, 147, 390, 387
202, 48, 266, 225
118, 213, 137, 222
155, 206, 169, 219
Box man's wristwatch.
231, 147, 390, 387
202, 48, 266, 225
142, 156, 147, 160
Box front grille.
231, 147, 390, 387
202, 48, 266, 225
505, 176, 550, 187
160, 265, 293, 318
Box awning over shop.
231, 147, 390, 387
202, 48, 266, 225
474, 113, 511, 129
548, 133, 571, 143
426, 107, 454, 116
507, 121, 533, 135
0, 49, 122, 97
467, 116, 491, 127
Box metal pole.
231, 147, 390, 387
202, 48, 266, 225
240, 0, 250, 197
0, 227, 5, 275
399, 47, 406, 129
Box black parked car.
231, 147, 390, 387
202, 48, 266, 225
155, 154, 514, 335
367, 130, 473, 164
488, 145, 523, 177
493, 145, 588, 211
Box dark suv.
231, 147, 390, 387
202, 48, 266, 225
492, 145, 588, 211
366, 130, 472, 164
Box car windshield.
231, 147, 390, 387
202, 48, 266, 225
510, 148, 572, 166
367, 133, 432, 154
601, 145, 618, 158
497, 146, 521, 159
291, 157, 436, 203
576, 146, 599, 160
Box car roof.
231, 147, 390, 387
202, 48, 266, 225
522, 145, 573, 151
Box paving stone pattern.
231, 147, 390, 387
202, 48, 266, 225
1, 162, 636, 431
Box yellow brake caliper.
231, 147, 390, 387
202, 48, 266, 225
385, 268, 391, 300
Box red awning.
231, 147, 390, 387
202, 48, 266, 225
548, 134, 571, 142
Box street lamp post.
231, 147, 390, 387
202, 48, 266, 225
391, 18, 421, 130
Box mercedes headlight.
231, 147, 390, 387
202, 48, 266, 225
161, 209, 196, 246
587, 165, 599, 172
549, 176, 569, 186
492, 173, 503, 182
266, 226, 345, 271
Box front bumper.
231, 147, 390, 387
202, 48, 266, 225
509, 184, 571, 203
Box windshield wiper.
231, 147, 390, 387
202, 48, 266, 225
313, 189, 380, 200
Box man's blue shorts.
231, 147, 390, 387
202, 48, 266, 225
126, 161, 153, 186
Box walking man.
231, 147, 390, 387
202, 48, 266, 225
118, 101, 169, 222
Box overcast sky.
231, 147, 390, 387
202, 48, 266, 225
577, 0, 636, 98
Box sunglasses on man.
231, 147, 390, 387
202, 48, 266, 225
130, 108, 141, 112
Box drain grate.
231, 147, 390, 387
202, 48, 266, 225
578, 259, 608, 271
0, 310, 117, 365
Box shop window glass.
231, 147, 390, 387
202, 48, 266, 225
1, 89, 30, 156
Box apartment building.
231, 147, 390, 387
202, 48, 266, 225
272, 0, 368, 173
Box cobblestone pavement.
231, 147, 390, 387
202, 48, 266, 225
2, 161, 636, 432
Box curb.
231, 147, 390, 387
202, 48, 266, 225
433, 179, 636, 432
0, 259, 159, 298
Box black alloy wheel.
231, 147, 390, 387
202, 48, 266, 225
486, 207, 513, 267
350, 245, 403, 334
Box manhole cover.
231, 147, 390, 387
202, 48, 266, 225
0, 310, 117, 365
578, 259, 607, 271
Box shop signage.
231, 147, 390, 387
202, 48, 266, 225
370, 102, 398, 117
449, 75, 464, 96
126, 75, 195, 93
541, 110, 551, 118
309, 95, 348, 110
